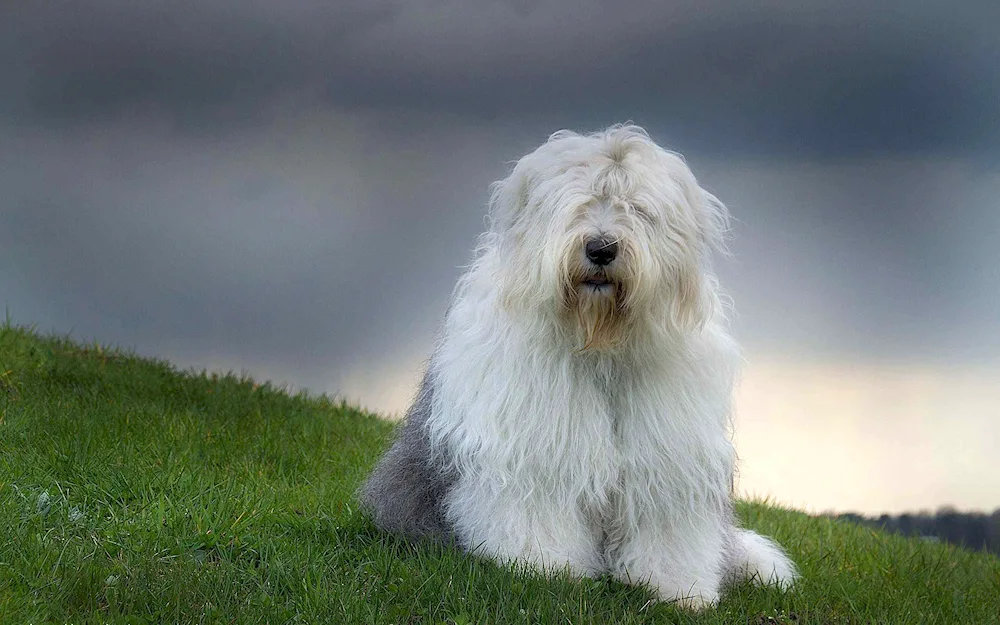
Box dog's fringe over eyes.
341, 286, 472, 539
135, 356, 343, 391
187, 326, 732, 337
359, 124, 796, 611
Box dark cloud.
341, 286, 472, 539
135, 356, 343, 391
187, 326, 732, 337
3, 2, 998, 156
0, 111, 543, 396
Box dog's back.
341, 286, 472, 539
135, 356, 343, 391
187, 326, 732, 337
358, 371, 455, 540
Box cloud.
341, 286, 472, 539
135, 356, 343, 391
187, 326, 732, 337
0, 108, 544, 393
3, 1, 998, 156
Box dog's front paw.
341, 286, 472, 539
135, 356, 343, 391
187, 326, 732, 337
613, 556, 722, 611
669, 591, 718, 612
646, 578, 720, 612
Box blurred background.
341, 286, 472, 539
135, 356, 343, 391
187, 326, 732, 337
2, 2, 998, 517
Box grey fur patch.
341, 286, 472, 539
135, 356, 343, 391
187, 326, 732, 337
357, 368, 456, 541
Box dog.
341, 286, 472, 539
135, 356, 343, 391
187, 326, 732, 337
360, 125, 796, 609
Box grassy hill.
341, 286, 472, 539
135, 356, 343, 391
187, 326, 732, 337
0, 323, 997, 624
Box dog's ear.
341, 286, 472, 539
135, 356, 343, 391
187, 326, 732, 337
675, 172, 730, 257
664, 182, 723, 332
697, 189, 731, 256
667, 258, 712, 333
488, 163, 542, 310
663, 150, 731, 258
487, 160, 534, 235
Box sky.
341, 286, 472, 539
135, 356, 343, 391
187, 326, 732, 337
2, 2, 998, 515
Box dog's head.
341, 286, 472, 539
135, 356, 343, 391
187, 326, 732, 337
487, 125, 728, 350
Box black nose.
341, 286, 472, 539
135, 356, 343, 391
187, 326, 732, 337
585, 238, 618, 266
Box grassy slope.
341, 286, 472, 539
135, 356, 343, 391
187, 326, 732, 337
0, 324, 997, 624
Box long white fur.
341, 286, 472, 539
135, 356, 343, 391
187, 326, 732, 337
372, 125, 796, 609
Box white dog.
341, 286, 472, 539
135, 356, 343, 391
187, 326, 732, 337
360, 125, 796, 609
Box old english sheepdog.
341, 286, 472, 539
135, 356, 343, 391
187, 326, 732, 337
360, 125, 796, 609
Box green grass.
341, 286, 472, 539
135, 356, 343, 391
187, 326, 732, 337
0, 323, 997, 624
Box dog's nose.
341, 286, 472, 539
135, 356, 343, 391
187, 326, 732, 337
585, 238, 618, 266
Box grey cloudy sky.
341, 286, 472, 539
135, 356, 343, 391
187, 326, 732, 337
5, 2, 999, 154
2, 1, 999, 506
3, 1, 998, 346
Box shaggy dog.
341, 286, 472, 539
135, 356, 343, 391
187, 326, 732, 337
360, 125, 796, 609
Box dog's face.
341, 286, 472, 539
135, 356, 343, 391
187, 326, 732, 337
488, 126, 728, 350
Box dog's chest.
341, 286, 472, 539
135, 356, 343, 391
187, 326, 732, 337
586, 357, 718, 493
593, 361, 624, 437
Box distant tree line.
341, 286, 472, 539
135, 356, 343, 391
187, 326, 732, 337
832, 507, 1000, 556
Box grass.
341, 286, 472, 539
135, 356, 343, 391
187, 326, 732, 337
0, 323, 997, 624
